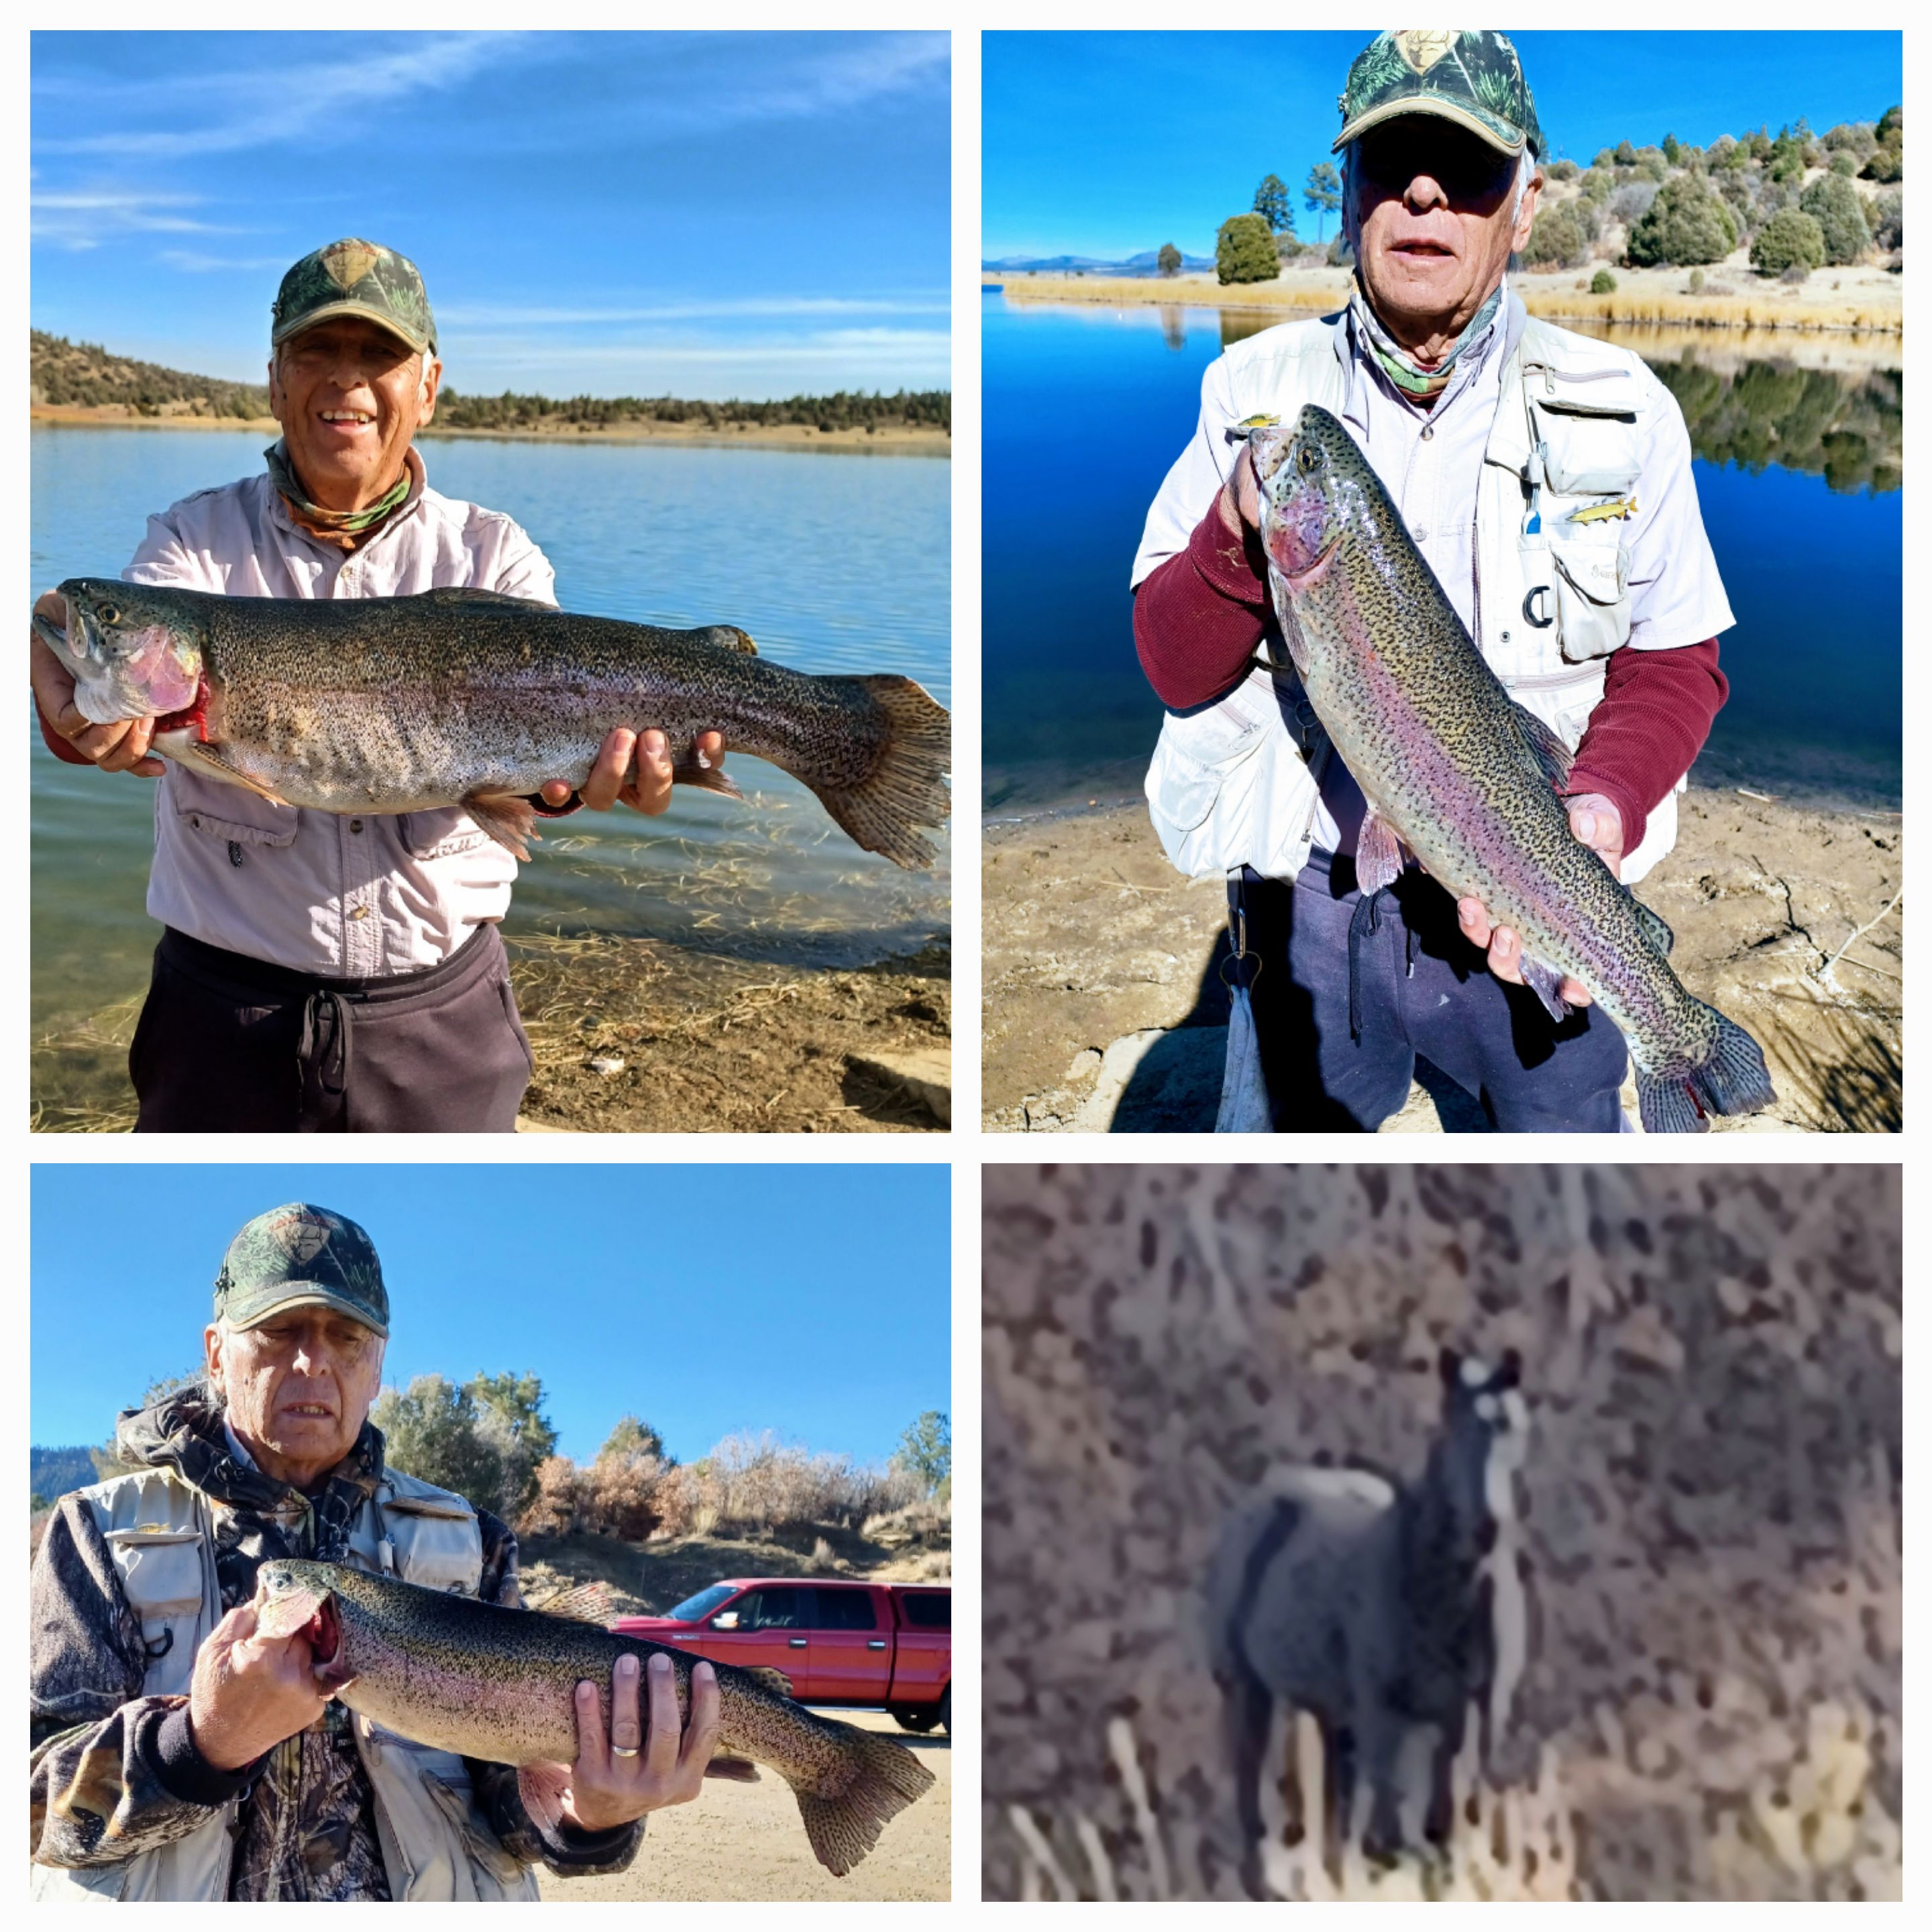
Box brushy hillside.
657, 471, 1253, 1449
28, 1445, 97, 1505
30, 331, 948, 435
983, 1164, 1900, 1902
31, 331, 270, 417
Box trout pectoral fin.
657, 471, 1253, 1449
516, 1762, 572, 1837
704, 1756, 761, 1782
1508, 700, 1576, 792
1354, 810, 1405, 895
461, 791, 537, 860
186, 747, 292, 809
1516, 954, 1576, 1024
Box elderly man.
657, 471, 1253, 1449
29, 239, 723, 1133
31, 1203, 718, 1900
1134, 32, 1733, 1132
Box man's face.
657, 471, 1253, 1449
206, 1306, 384, 1486
267, 316, 439, 512
1350, 117, 1540, 347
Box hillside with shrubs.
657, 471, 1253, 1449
30, 1376, 951, 1605
1523, 110, 1902, 286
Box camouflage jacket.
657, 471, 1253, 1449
30, 1389, 641, 1899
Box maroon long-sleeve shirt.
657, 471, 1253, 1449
1133, 500, 1726, 855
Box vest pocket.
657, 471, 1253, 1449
1147, 674, 1273, 833
1549, 527, 1632, 661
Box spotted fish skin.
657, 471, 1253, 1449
38, 578, 949, 869
254, 1559, 933, 1878
1251, 405, 1773, 1133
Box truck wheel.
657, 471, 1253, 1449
892, 1706, 938, 1733
938, 1686, 950, 1735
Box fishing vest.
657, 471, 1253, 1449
1145, 312, 1682, 887
32, 1464, 541, 1903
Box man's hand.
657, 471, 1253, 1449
30, 592, 164, 777
539, 729, 727, 816
1456, 794, 1625, 1009
186, 1600, 331, 1772
555, 1652, 720, 1834
1215, 440, 1264, 539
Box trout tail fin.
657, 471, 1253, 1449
782, 1717, 936, 1875
810, 676, 951, 871
1635, 1007, 1776, 1132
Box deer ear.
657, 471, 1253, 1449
1438, 1346, 1461, 1386
1495, 1350, 1523, 1390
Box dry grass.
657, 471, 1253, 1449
991, 271, 1900, 335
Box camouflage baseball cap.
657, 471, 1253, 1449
1335, 31, 1543, 160
214, 1203, 390, 1338
270, 238, 437, 356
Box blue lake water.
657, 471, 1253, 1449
983, 288, 1902, 811
32, 427, 950, 1045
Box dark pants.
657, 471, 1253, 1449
1238, 852, 1629, 1133
130, 925, 533, 1134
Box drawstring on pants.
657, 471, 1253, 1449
1346, 887, 1386, 1042
298, 988, 354, 1108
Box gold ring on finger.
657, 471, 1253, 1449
612, 1745, 639, 1758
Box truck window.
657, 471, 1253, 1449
735, 1587, 810, 1630
669, 1583, 739, 1622
898, 1593, 951, 1629
813, 1587, 879, 1630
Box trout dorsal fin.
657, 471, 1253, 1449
413, 586, 554, 608
687, 624, 758, 655
521, 1579, 618, 1625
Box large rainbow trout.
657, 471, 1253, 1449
254, 1560, 933, 1876
34, 579, 949, 869
1252, 405, 1773, 1133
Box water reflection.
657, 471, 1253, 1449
1159, 305, 1186, 352
1216, 306, 1901, 495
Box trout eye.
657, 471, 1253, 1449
96, 604, 121, 627
1295, 444, 1318, 478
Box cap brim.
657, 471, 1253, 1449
225, 1287, 388, 1339
1336, 97, 1527, 158
272, 302, 433, 356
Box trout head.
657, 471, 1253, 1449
256, 1558, 358, 1693
38, 578, 205, 727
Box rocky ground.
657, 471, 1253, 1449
982, 1163, 1901, 1901
981, 788, 1900, 1134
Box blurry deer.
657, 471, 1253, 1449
1206, 1350, 1529, 1894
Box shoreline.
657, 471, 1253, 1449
983, 790, 1899, 1136
29, 405, 950, 455
30, 938, 950, 1135
987, 266, 1902, 336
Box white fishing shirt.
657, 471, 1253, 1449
1132, 287, 1735, 857
123, 447, 557, 976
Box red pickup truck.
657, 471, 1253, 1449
613, 1577, 951, 1733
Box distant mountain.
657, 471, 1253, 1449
31, 1444, 99, 1503
983, 250, 1215, 277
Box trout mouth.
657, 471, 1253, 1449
308, 1595, 354, 1693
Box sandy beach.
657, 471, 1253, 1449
30, 404, 949, 455
982, 790, 1899, 1134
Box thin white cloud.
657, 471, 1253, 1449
157, 250, 293, 272
31, 189, 242, 249
36, 33, 522, 160
439, 297, 951, 327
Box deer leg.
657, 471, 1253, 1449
1355, 1702, 1407, 1865
1425, 1703, 1467, 1847
1223, 1671, 1275, 1898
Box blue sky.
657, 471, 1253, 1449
32, 30, 950, 398
31, 1165, 951, 1465
984, 31, 1904, 260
